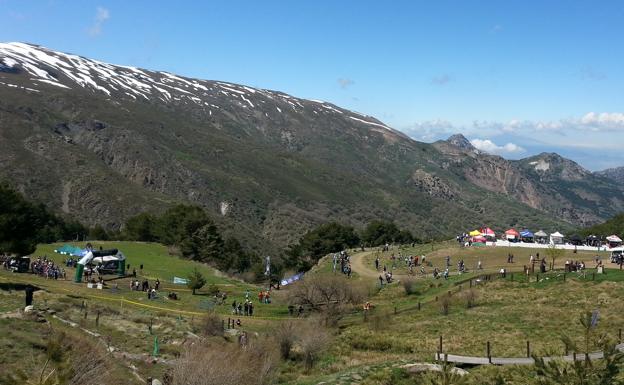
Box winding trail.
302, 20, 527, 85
350, 250, 413, 280
349, 250, 380, 279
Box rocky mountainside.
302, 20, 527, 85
0, 42, 621, 250
595, 167, 624, 185
433, 136, 624, 225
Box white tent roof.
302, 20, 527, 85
550, 232, 564, 238
606, 235, 622, 242
535, 230, 548, 237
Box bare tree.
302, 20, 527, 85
288, 274, 366, 326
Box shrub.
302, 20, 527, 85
402, 277, 417, 295
463, 289, 478, 309
368, 308, 392, 332
202, 312, 224, 337
299, 320, 330, 371
167, 339, 276, 385
275, 321, 297, 360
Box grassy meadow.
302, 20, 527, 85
2, 240, 624, 384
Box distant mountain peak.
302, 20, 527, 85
595, 166, 624, 184
446, 134, 476, 151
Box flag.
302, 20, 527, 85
264, 256, 271, 276
591, 310, 599, 328
153, 336, 159, 357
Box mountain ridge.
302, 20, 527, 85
1, 42, 622, 250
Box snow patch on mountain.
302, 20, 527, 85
0, 42, 402, 140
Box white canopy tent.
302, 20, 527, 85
606, 235, 623, 248
550, 231, 565, 245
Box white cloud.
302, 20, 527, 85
402, 119, 456, 141
471, 139, 525, 155
88, 6, 110, 37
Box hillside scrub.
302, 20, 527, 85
166, 339, 277, 385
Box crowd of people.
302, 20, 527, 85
230, 289, 273, 317
31, 256, 66, 279
333, 251, 352, 277
130, 278, 162, 299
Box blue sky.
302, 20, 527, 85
1, 0, 623, 170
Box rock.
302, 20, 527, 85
24, 305, 34, 313
402, 363, 468, 376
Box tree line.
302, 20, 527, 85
286, 220, 417, 271
0, 184, 87, 256
1, 183, 417, 279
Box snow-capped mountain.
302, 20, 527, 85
0, 42, 406, 140
0, 42, 622, 249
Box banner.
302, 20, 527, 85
280, 272, 304, 287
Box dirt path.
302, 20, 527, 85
350, 250, 388, 279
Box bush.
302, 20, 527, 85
167, 339, 277, 385
463, 289, 478, 309
299, 320, 330, 371
401, 277, 417, 295
207, 283, 220, 296
368, 308, 392, 332
274, 321, 297, 360
202, 312, 224, 337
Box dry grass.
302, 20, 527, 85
338, 278, 624, 360
167, 338, 277, 385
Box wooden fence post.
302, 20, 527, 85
95, 311, 100, 328
438, 335, 443, 354
511, 273, 514, 282
526, 340, 530, 358
417, 302, 421, 310
469, 279, 472, 288
592, 273, 595, 281
563, 273, 566, 282
619, 328, 622, 343
222, 319, 225, 330
487, 341, 491, 363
